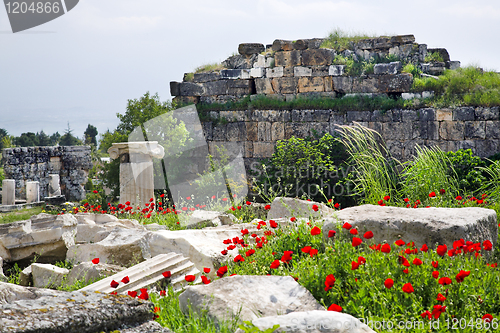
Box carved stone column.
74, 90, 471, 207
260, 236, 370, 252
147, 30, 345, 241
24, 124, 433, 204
108, 142, 165, 207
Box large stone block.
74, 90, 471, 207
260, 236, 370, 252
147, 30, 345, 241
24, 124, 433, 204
475, 107, 500, 121
179, 275, 325, 323
274, 50, 301, 67
212, 124, 227, 141
271, 77, 299, 94
31, 263, 69, 288
486, 121, 500, 139
436, 109, 453, 121
302, 49, 334, 66
170, 81, 181, 96
179, 82, 204, 96
2, 180, 15, 206
322, 204, 498, 250
298, 77, 325, 93
351, 76, 378, 93
382, 122, 406, 140
272, 39, 294, 52
271, 122, 285, 141
220, 69, 250, 80
267, 67, 284, 78
328, 65, 345, 76
454, 107, 476, 121
311, 66, 329, 77
246, 122, 258, 141
439, 121, 465, 140
293, 66, 312, 77
465, 121, 486, 139
373, 61, 402, 75
203, 81, 228, 96
331, 77, 353, 93
238, 43, 265, 55
192, 72, 221, 83
258, 122, 272, 141
253, 142, 274, 157
255, 78, 275, 94
376, 73, 413, 93
227, 122, 246, 141
390, 35, 416, 45
227, 79, 253, 95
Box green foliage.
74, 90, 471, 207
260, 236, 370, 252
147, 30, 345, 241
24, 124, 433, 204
184, 72, 194, 82
238, 321, 280, 333
59, 123, 82, 146
253, 133, 353, 205
478, 159, 500, 202
425, 51, 445, 63
0, 206, 44, 224
445, 149, 486, 195
14, 132, 38, 147
412, 66, 500, 107
84, 124, 98, 146
321, 28, 375, 52
0, 167, 4, 184
338, 124, 400, 205
401, 145, 460, 206
402, 63, 421, 77
194, 63, 225, 73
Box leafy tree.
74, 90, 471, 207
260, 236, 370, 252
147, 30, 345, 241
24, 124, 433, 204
36, 130, 51, 146
0, 128, 7, 150
59, 123, 82, 146
14, 132, 38, 147
84, 124, 98, 146
50, 132, 61, 146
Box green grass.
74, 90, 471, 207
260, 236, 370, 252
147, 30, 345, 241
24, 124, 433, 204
425, 51, 445, 63
321, 28, 377, 52
194, 63, 226, 74
0, 206, 44, 224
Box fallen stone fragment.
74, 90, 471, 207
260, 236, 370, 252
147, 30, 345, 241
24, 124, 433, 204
0, 281, 159, 333
186, 210, 236, 229
79, 253, 200, 294
67, 228, 152, 267
18, 265, 31, 286
267, 197, 334, 220
322, 204, 498, 250
234, 310, 375, 333
31, 263, 69, 288
179, 275, 325, 324
66, 261, 126, 286
0, 213, 77, 263
74, 213, 144, 243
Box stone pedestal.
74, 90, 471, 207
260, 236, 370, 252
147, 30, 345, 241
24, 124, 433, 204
26, 181, 40, 203
108, 142, 165, 207
2, 180, 15, 206
48, 174, 61, 197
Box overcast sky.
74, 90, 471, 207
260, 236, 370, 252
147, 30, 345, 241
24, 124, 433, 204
1, 0, 499, 139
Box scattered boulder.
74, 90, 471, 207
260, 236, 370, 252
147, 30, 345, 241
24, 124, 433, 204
74, 213, 144, 243
238, 43, 265, 55
31, 263, 69, 288
235, 310, 375, 333
19, 265, 32, 286
322, 205, 498, 249
179, 275, 325, 323
186, 210, 236, 229
66, 261, 125, 286
67, 228, 152, 267
0, 213, 77, 263
0, 281, 160, 333
267, 197, 334, 220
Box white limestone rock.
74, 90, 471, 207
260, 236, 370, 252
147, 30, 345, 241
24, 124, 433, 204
31, 263, 69, 288
267, 197, 334, 220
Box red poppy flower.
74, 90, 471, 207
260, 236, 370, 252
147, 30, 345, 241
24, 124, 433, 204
381, 244, 391, 253
234, 255, 245, 263
432, 271, 439, 279
264, 204, 271, 210
398, 256, 410, 267
222, 198, 228, 202
438, 277, 452, 285
201, 276, 211, 284
404, 198, 410, 203
429, 191, 436, 198
217, 266, 228, 278
413, 258, 423, 266
138, 288, 149, 300
421, 310, 432, 320
162, 271, 171, 279
269, 220, 278, 228
327, 303, 342, 312
245, 249, 255, 257
436, 244, 447, 256
121, 276, 130, 284
349, 229, 358, 235
327, 230, 336, 238
311, 226, 321, 235
358, 256, 366, 265
455, 270, 470, 283
383, 195, 390, 201
352, 237, 362, 247
377, 200, 384, 205
395, 239, 405, 247
93, 190, 98, 194
384, 278, 394, 289
363, 231, 373, 239
334, 203, 340, 209
128, 290, 137, 298
342, 222, 352, 230
431, 305, 446, 319
418, 244, 428, 252
223, 239, 232, 245
281, 251, 293, 263
221, 250, 228, 255
110, 291, 117, 295
483, 240, 493, 251
181, 207, 188, 211
312, 204, 319, 212
301, 246, 311, 254
431, 261, 439, 269
455, 195, 462, 201
351, 261, 359, 270
110, 280, 119, 288
309, 249, 318, 257
290, 217, 296, 222
185, 275, 196, 282
482, 314, 493, 323
402, 283, 414, 293
91, 258, 99, 265
437, 293, 446, 302
240, 229, 249, 235
270, 260, 280, 269
324, 274, 336, 291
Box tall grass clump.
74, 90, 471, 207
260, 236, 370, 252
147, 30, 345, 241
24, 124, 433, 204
400, 145, 460, 206
321, 28, 376, 51
478, 160, 500, 202
338, 123, 400, 204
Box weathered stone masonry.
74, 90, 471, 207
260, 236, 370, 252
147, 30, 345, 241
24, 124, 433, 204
2, 146, 92, 201
201, 107, 500, 164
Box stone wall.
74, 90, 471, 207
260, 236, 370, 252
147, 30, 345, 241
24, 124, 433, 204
171, 35, 460, 105
201, 106, 500, 164
2, 146, 92, 201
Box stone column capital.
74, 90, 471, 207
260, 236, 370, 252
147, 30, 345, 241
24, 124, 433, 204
108, 142, 165, 160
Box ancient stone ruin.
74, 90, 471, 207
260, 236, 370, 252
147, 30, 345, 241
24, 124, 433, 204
170, 35, 459, 104
2, 146, 92, 202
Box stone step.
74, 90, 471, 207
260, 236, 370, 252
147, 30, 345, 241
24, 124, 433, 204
79, 253, 201, 294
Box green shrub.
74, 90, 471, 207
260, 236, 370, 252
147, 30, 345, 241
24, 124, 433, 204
402, 63, 421, 77
321, 28, 375, 52
445, 149, 487, 195
424, 51, 445, 63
